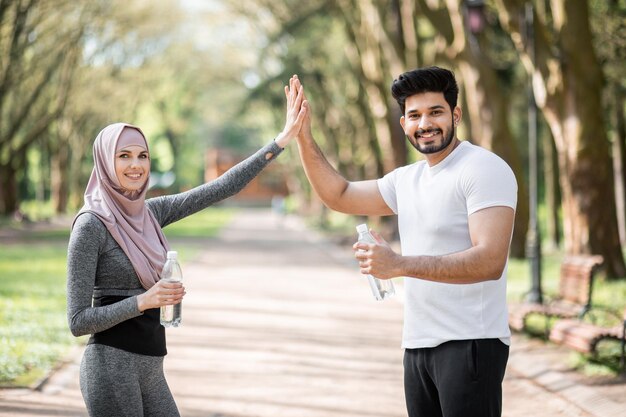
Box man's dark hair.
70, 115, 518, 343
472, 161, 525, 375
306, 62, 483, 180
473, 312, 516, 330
391, 66, 459, 114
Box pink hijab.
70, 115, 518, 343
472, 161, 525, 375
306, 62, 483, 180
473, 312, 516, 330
74, 122, 170, 289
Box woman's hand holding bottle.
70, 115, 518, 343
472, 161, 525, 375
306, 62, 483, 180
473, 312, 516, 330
137, 279, 185, 312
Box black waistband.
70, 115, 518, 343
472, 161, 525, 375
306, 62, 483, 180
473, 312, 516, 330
89, 295, 166, 356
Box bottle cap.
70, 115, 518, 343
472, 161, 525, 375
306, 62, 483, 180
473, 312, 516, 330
356, 224, 368, 233
166, 251, 178, 259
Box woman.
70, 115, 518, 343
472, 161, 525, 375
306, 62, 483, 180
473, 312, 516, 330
67, 76, 306, 416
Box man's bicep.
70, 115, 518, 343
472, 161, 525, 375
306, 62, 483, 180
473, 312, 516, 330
340, 180, 394, 216
468, 206, 516, 267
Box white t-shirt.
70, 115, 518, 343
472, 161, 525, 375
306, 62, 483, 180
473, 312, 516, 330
377, 141, 518, 349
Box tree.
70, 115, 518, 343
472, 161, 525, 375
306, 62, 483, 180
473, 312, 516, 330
414, 0, 529, 257
590, 0, 626, 246
496, 0, 626, 277
0, 0, 85, 215
333, 0, 408, 173
49, 0, 186, 212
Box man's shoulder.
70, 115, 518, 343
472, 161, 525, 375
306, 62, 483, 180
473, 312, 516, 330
457, 143, 518, 196
378, 161, 425, 187
459, 142, 512, 170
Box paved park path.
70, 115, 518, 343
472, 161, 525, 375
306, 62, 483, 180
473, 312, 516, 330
1, 208, 624, 416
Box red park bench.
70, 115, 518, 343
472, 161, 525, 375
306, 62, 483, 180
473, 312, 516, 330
508, 255, 604, 334
549, 307, 626, 371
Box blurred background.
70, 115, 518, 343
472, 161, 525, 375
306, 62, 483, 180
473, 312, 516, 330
1, 0, 626, 386
2, 0, 626, 273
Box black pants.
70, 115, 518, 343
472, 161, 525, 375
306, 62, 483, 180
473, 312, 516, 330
404, 339, 509, 417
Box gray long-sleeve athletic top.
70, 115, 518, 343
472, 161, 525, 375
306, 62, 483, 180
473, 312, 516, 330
67, 141, 283, 356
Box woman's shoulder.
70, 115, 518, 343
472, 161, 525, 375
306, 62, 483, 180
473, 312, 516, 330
72, 212, 108, 237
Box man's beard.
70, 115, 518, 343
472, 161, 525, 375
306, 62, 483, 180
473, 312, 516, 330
409, 126, 455, 154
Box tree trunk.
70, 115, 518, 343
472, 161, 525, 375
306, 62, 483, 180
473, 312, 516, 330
0, 161, 19, 216
543, 132, 561, 251
337, 0, 408, 172
412, 0, 530, 258
496, 0, 626, 277
51, 142, 70, 213
551, 2, 625, 277
68, 130, 89, 212
456, 61, 529, 258
611, 87, 626, 245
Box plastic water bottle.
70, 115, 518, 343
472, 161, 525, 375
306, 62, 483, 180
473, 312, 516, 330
160, 251, 183, 327
356, 224, 395, 301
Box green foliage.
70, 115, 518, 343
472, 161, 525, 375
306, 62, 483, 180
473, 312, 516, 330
16, 200, 58, 223
507, 253, 562, 302
509, 251, 626, 312
214, 125, 262, 153
591, 276, 626, 312
305, 209, 359, 237
590, 0, 626, 88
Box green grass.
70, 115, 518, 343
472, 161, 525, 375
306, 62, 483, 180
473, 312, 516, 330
162, 208, 236, 262
17, 200, 57, 222
507, 252, 626, 311
163, 208, 234, 239
507, 253, 562, 302
0, 243, 78, 386
0, 207, 234, 387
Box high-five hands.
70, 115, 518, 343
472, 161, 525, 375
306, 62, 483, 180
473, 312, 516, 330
275, 75, 308, 148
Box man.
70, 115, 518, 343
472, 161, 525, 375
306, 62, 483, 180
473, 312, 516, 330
294, 67, 517, 417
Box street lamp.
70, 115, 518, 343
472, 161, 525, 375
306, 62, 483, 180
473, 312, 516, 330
463, 0, 487, 61
465, 0, 486, 34
525, 2, 543, 304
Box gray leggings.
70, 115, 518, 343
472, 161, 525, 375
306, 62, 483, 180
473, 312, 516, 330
79, 344, 180, 417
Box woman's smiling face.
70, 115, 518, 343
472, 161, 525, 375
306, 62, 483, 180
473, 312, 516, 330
114, 128, 150, 192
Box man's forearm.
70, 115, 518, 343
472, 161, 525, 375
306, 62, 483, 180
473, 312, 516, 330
396, 249, 507, 284
296, 131, 350, 212
296, 128, 394, 216
392, 206, 515, 284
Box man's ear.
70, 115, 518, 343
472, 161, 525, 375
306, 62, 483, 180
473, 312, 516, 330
453, 107, 462, 126
400, 115, 406, 130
